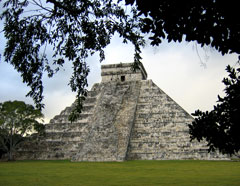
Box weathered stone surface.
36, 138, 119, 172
101, 63, 147, 82
72, 81, 141, 161
127, 80, 227, 160
14, 62, 229, 161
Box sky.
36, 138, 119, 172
0, 5, 238, 123
0, 33, 238, 123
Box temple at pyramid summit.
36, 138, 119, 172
15, 62, 228, 161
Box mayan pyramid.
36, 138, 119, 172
16, 62, 228, 161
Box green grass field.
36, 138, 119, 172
0, 160, 240, 186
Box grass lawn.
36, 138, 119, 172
0, 160, 240, 186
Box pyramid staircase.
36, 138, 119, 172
14, 63, 229, 161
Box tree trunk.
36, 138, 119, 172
8, 127, 13, 161
8, 150, 13, 161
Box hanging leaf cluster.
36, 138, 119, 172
0, 0, 144, 121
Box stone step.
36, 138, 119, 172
139, 88, 162, 95
45, 131, 88, 142
128, 147, 209, 154
127, 152, 206, 160
135, 111, 190, 117
136, 104, 186, 112
46, 140, 81, 146
84, 97, 97, 104
137, 98, 167, 104
129, 141, 193, 149
129, 139, 177, 144
47, 143, 83, 152
50, 113, 93, 124
134, 114, 192, 123
87, 90, 100, 97
128, 150, 166, 154
131, 127, 189, 134
132, 122, 174, 127
128, 147, 204, 155
82, 105, 95, 112
45, 122, 88, 133
59, 106, 73, 115
89, 83, 101, 92
130, 133, 190, 140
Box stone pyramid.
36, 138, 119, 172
16, 63, 228, 161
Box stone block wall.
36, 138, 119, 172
101, 63, 147, 82
127, 80, 228, 160
13, 63, 229, 161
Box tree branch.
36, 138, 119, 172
30, 0, 53, 13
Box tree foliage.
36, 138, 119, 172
1, 0, 240, 121
0, 0, 144, 119
0, 100, 44, 160
189, 65, 240, 157
126, 0, 240, 56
